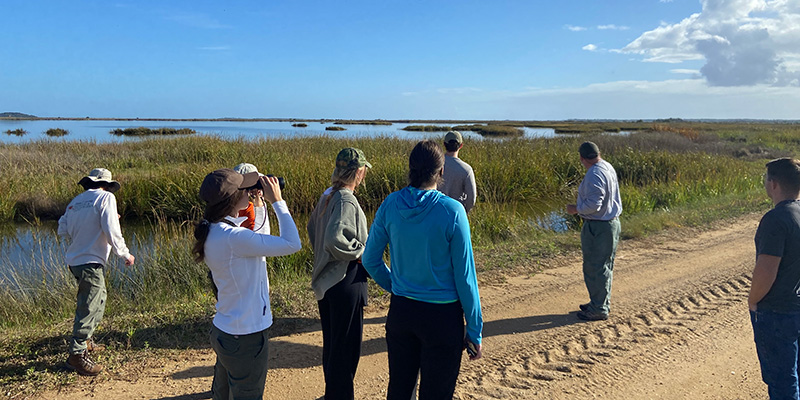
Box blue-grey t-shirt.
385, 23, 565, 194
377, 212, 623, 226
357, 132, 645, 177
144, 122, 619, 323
755, 199, 800, 313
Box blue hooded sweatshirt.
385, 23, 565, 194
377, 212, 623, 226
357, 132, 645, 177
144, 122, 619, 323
362, 186, 483, 344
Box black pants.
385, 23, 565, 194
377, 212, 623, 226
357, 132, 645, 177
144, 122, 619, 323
385, 295, 464, 400
318, 261, 368, 400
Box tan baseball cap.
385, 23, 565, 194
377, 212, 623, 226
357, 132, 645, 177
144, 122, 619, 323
444, 130, 463, 144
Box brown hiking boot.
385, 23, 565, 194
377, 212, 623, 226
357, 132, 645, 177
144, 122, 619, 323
66, 350, 104, 376
86, 338, 105, 353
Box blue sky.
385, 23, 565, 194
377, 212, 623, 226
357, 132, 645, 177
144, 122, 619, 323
1, 0, 798, 120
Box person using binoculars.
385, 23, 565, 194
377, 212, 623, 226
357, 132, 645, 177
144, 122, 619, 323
193, 169, 301, 400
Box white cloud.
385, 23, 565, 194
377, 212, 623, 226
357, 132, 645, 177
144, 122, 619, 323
619, 0, 800, 86
598, 24, 630, 30
582, 44, 598, 51
566, 25, 587, 31
660, 0, 674, 3
670, 68, 702, 75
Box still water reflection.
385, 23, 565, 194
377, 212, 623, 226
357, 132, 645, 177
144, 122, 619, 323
0, 119, 562, 144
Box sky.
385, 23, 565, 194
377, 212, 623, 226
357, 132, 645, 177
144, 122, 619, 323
1, 0, 799, 120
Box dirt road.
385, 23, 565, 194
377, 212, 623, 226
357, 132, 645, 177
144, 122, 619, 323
41, 215, 767, 399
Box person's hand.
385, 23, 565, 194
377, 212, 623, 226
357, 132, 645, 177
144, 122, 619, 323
124, 254, 135, 266
749, 301, 758, 312
260, 175, 283, 204
566, 204, 578, 215
250, 189, 265, 207
467, 341, 483, 361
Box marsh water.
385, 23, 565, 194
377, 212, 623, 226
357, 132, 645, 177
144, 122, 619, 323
1, 119, 593, 288
0, 119, 564, 144
0, 202, 577, 290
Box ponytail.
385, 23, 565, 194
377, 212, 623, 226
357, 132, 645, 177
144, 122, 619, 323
192, 190, 247, 262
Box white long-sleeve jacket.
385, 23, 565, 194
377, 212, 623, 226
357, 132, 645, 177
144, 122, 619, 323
57, 189, 131, 266
206, 200, 302, 335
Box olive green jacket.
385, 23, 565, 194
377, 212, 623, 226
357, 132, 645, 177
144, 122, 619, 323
307, 188, 368, 301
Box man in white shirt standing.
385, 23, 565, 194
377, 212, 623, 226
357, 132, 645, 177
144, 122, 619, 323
566, 142, 622, 321
438, 131, 477, 214
58, 168, 135, 376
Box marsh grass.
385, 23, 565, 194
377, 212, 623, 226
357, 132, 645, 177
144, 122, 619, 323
109, 127, 196, 136
4, 129, 27, 136
324, 126, 347, 131
402, 125, 452, 132
43, 128, 69, 137
451, 124, 524, 137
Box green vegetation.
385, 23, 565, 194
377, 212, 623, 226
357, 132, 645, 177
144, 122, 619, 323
333, 120, 392, 125
109, 127, 197, 136
402, 125, 452, 132
325, 126, 347, 131
451, 124, 524, 137
3, 129, 27, 136
43, 128, 69, 137
0, 121, 798, 397
292, 123, 308, 127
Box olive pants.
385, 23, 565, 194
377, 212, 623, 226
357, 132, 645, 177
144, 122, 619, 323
581, 218, 621, 316
69, 263, 107, 355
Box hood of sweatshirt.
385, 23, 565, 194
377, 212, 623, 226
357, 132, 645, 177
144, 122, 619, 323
394, 186, 443, 223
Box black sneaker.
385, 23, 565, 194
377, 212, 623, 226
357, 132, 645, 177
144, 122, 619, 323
579, 303, 590, 312
577, 310, 609, 321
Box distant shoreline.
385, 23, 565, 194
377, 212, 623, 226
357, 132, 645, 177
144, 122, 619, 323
1, 116, 799, 124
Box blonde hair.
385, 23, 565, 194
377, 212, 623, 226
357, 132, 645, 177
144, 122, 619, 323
324, 166, 365, 210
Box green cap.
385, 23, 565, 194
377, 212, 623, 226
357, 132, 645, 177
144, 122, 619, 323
336, 147, 372, 169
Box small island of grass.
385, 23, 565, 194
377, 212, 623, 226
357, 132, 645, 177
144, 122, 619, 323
452, 124, 524, 137
292, 123, 308, 127
333, 120, 392, 125
402, 125, 452, 132
44, 128, 69, 137
325, 126, 347, 131
110, 127, 197, 136
4, 129, 28, 136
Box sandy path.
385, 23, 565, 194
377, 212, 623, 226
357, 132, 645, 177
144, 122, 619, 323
39, 215, 767, 399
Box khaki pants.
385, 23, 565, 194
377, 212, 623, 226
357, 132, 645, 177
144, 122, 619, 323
210, 325, 270, 400
69, 263, 107, 355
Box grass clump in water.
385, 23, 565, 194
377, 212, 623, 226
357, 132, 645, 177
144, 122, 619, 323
109, 127, 196, 136
4, 129, 27, 136
44, 128, 69, 137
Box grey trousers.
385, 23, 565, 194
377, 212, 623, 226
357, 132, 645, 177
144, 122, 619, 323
210, 324, 270, 400
581, 218, 621, 316
69, 263, 107, 355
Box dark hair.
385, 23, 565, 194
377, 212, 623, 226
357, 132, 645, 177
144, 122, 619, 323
408, 140, 444, 189
80, 181, 113, 191
444, 140, 461, 152
192, 189, 248, 262
766, 158, 800, 195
